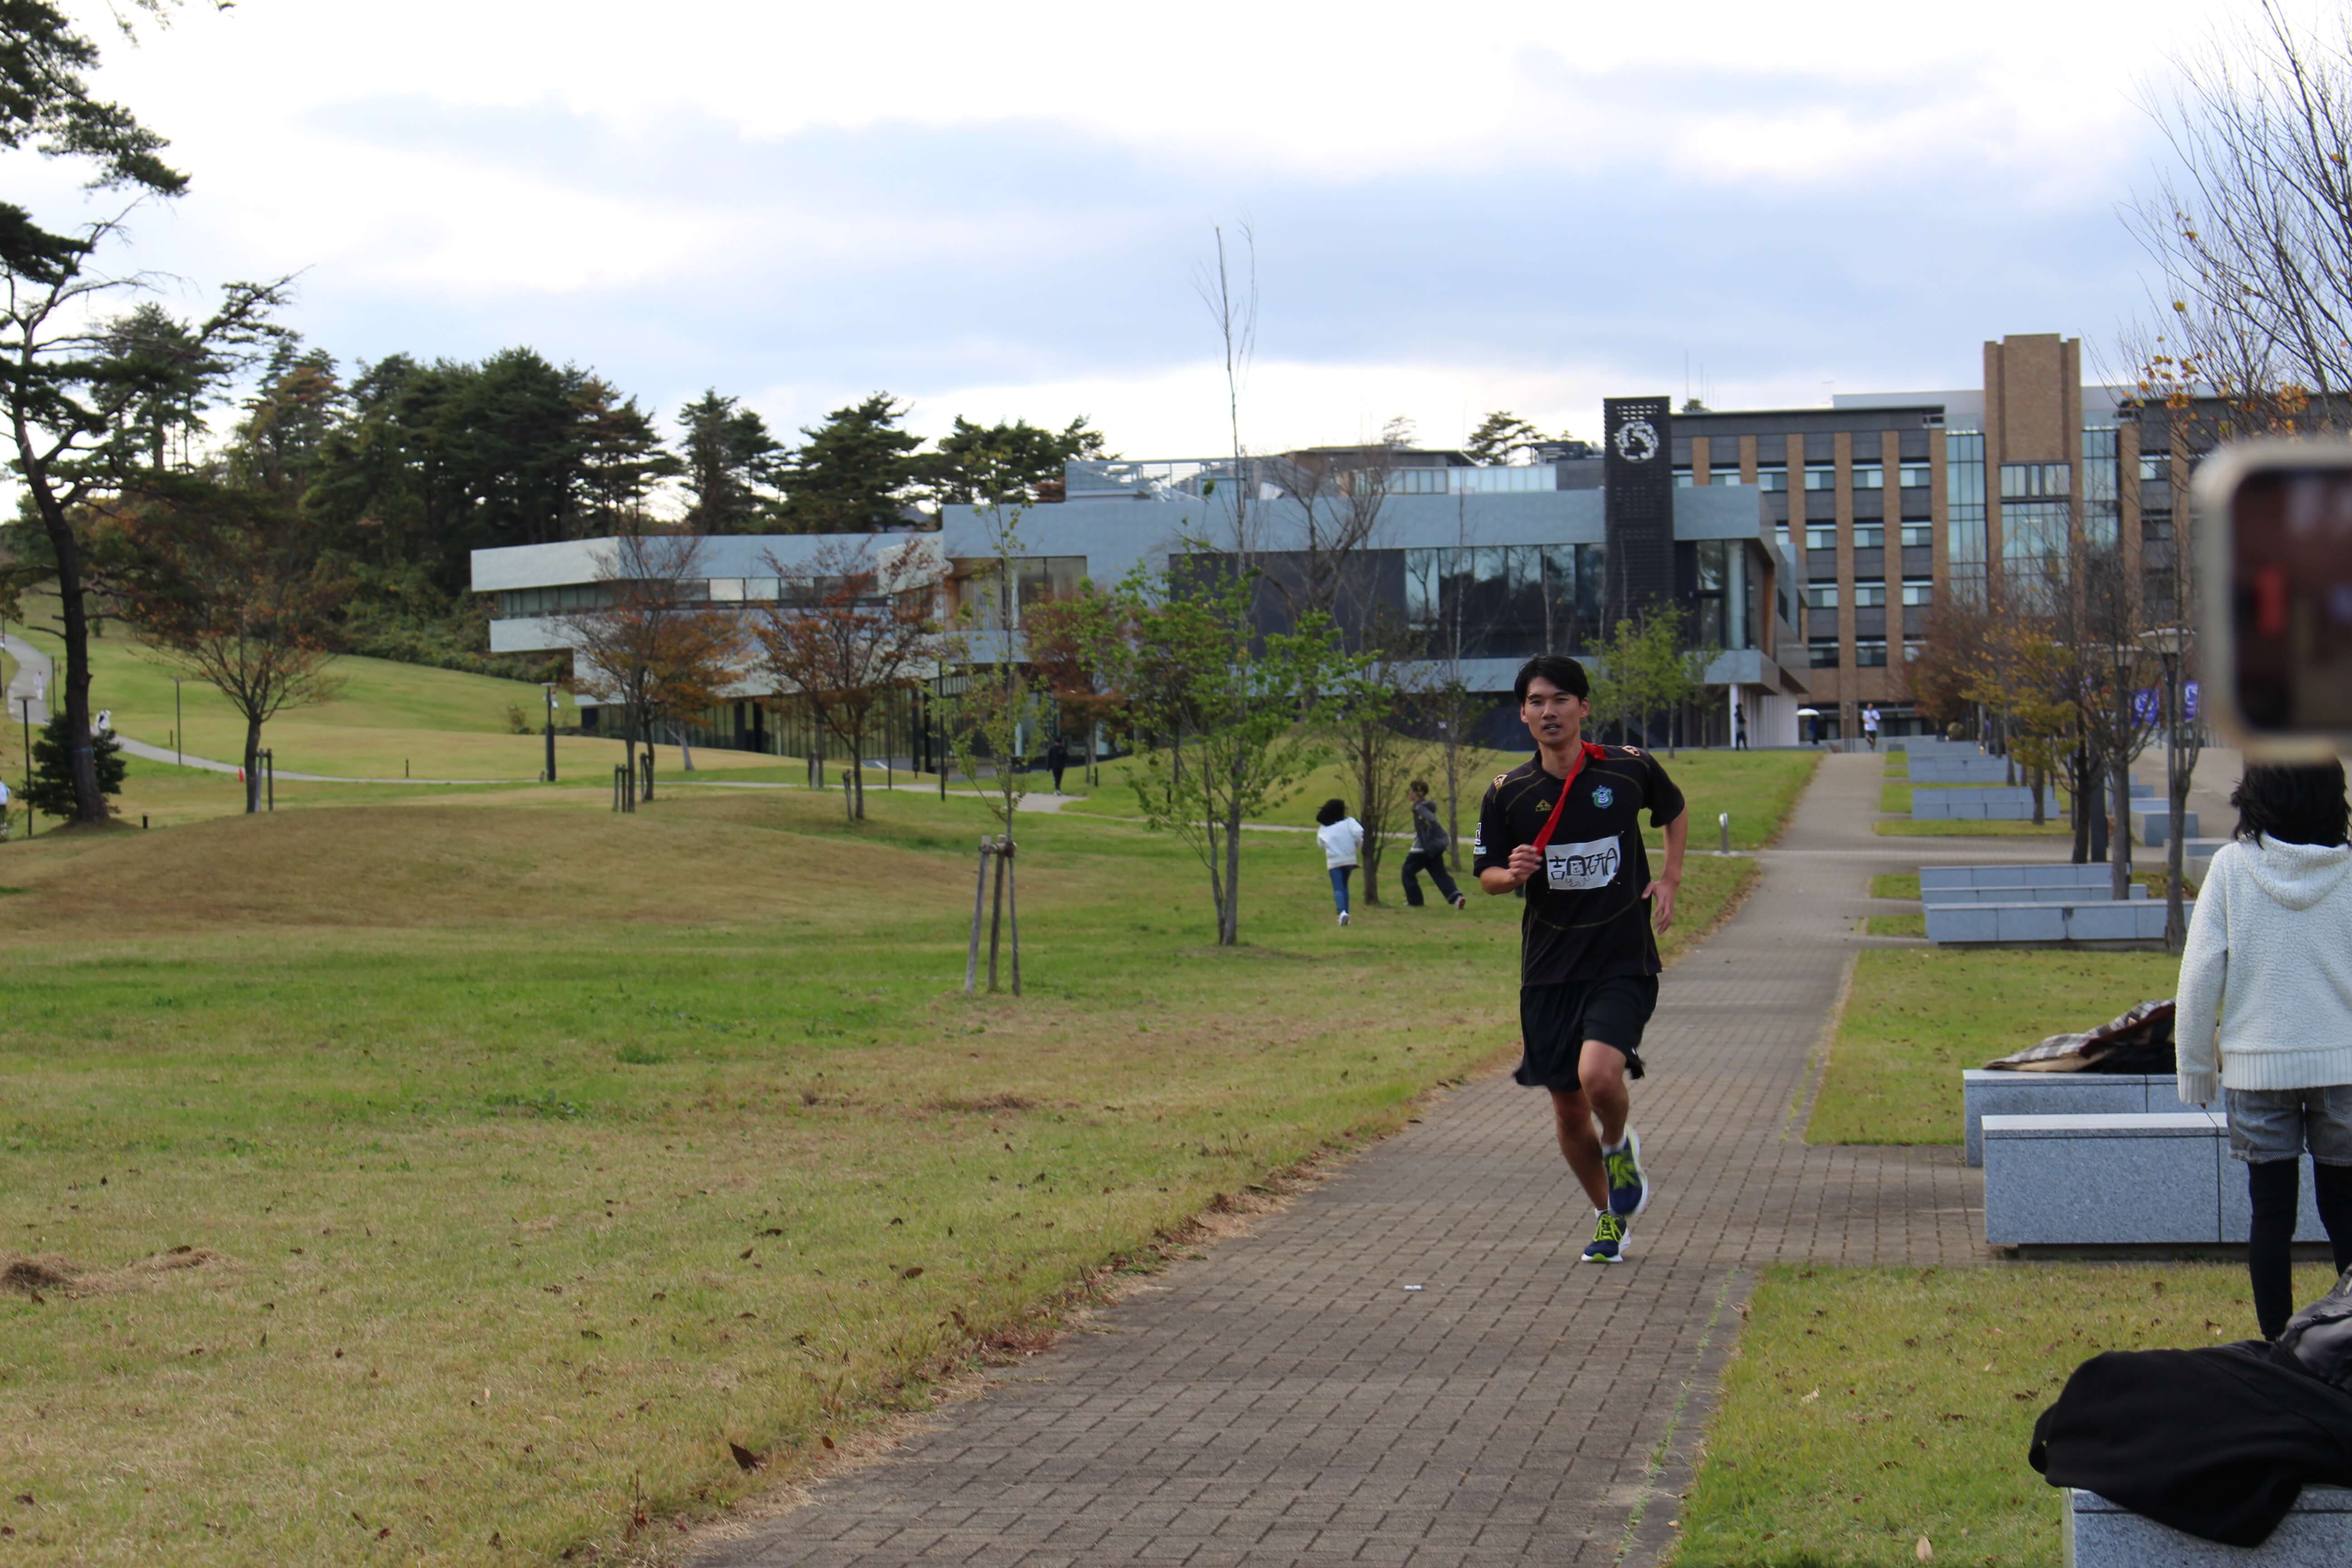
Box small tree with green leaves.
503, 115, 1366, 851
1087, 559, 1354, 946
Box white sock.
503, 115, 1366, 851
1602, 1135, 1628, 1155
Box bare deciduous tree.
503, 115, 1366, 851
752, 539, 938, 821
106, 479, 348, 812
554, 529, 740, 803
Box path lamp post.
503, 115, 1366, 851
2139, 625, 2190, 954
173, 677, 182, 766
19, 695, 31, 839
543, 682, 558, 784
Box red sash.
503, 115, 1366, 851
1530, 742, 1611, 854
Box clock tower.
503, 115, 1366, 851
1602, 395, 1675, 626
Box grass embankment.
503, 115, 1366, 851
8, 606, 788, 784
1808, 950, 2182, 1145
1672, 1262, 2334, 1568
0, 761, 1782, 1565
1876, 818, 2072, 838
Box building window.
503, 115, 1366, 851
1805, 582, 1839, 609
1905, 639, 1927, 663
2139, 451, 2171, 483
1672, 467, 1694, 487
1851, 463, 1885, 490
1901, 577, 1933, 606
1775, 524, 1792, 557
1805, 525, 1838, 552
2081, 427, 2119, 549
2001, 461, 2071, 499
1900, 522, 1933, 549
1803, 464, 1838, 490
1754, 464, 1788, 491
1947, 431, 1987, 594
1807, 637, 1842, 667
1403, 543, 1602, 656
1855, 639, 1889, 667
2143, 510, 2174, 543
1900, 463, 1931, 488
1852, 524, 1884, 550
1853, 583, 1887, 608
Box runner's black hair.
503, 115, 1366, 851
1514, 654, 1589, 702
1408, 779, 1430, 796
2232, 761, 2351, 847
1314, 798, 1348, 827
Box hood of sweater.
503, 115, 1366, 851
2241, 835, 2352, 911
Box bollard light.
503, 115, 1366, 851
1719, 812, 1730, 855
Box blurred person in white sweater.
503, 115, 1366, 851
2177, 759, 2352, 1340
1314, 798, 1364, 928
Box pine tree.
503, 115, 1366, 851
27, 712, 124, 818
778, 393, 923, 533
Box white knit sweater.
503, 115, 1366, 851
2175, 835, 2352, 1105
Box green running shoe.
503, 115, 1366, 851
1604, 1127, 1649, 1219
1583, 1209, 1629, 1264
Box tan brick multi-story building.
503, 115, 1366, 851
1671, 333, 2143, 742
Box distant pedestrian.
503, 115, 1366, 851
1733, 707, 1748, 750
1401, 780, 1465, 910
1861, 704, 1881, 750
0, 775, 10, 840
1046, 738, 1069, 794
1315, 797, 1363, 927
2177, 760, 2352, 1341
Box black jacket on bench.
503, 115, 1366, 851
2030, 1342, 2352, 1546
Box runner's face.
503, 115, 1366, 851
1520, 678, 1589, 745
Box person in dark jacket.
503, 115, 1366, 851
1045, 738, 1069, 794
1400, 780, 1465, 910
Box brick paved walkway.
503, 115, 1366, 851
693, 754, 2058, 1568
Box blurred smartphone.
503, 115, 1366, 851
2195, 441, 2352, 759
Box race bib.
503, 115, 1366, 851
1544, 834, 1620, 891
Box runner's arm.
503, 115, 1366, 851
1645, 809, 1688, 931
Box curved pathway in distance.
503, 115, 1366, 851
691, 753, 2053, 1568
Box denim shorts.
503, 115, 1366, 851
2226, 1086, 2352, 1166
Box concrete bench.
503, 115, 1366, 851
2069, 1485, 2352, 1564
1913, 786, 2063, 822
1926, 898, 2184, 946
1908, 757, 2012, 784
1924, 883, 2147, 906
1982, 1112, 2326, 1245
1961, 1070, 2175, 1166
1922, 864, 2117, 891
2136, 808, 2202, 847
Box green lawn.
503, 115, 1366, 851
1067, 745, 1818, 851
0, 756, 1784, 1566
1869, 873, 1919, 899
1875, 818, 2072, 838
1808, 950, 2183, 1145
1673, 1262, 2331, 1568
1863, 913, 1925, 938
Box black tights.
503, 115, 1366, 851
2248, 1159, 2352, 1340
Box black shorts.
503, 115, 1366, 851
1514, 975, 1658, 1092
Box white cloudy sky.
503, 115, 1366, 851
22, 0, 2225, 457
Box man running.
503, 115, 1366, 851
1475, 655, 1688, 1264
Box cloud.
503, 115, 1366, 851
0, 0, 2210, 455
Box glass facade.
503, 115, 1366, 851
1753, 464, 1788, 491
1946, 431, 1987, 604
1403, 543, 1602, 656
1901, 577, 1933, 606
1851, 464, 1885, 489
2081, 427, 2119, 549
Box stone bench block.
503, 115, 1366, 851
2136, 809, 2201, 846
2131, 779, 2156, 799
1927, 898, 2185, 946
1910, 760, 2011, 783
1961, 1071, 2172, 1166
2069, 1485, 2352, 1565
1984, 1112, 2225, 1244
1924, 884, 2147, 905
1923, 864, 2117, 891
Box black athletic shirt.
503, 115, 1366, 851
1473, 745, 1687, 986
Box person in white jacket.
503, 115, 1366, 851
2176, 760, 2352, 1340
1314, 797, 1364, 927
